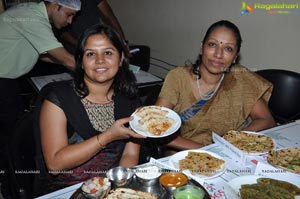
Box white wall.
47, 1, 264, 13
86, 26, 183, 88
109, 0, 300, 78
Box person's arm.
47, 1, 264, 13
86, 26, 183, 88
155, 96, 174, 109
167, 136, 203, 150
40, 100, 145, 173
39, 47, 76, 71
59, 31, 78, 48
98, 0, 130, 56
155, 97, 202, 150
119, 142, 141, 167
98, 0, 126, 41
243, 98, 276, 131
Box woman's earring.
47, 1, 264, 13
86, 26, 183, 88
233, 56, 238, 65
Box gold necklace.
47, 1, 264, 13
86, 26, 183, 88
196, 73, 224, 100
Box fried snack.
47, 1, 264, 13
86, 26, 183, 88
141, 117, 175, 135
135, 105, 168, 118
179, 151, 225, 177
267, 148, 300, 174
223, 130, 274, 153
105, 188, 157, 199
135, 106, 175, 135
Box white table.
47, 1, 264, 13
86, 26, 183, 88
35, 120, 300, 199
154, 120, 300, 199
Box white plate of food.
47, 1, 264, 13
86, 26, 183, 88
267, 147, 300, 175
129, 105, 181, 138
223, 130, 275, 155
168, 149, 226, 180
225, 175, 300, 199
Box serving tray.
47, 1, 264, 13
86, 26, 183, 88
70, 171, 211, 199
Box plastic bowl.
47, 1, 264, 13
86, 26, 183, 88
135, 165, 162, 186
106, 166, 134, 187
159, 172, 188, 193
173, 184, 205, 199
81, 177, 111, 199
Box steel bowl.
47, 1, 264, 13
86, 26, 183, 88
135, 165, 162, 186
106, 166, 134, 187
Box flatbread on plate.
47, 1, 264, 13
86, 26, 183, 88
104, 188, 157, 199
226, 176, 300, 199
267, 148, 300, 174
223, 130, 274, 154
135, 105, 175, 136
240, 177, 300, 199
177, 151, 225, 177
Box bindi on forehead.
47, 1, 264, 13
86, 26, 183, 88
217, 41, 225, 45
218, 40, 235, 46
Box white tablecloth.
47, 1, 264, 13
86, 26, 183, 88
36, 120, 300, 199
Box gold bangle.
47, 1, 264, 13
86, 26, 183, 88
96, 134, 106, 149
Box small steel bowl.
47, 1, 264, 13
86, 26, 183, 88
135, 165, 162, 186
173, 184, 205, 199
106, 166, 134, 187
159, 172, 188, 193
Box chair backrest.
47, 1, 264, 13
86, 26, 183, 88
138, 84, 166, 164
143, 84, 162, 106
129, 45, 151, 72
256, 69, 300, 124
7, 111, 36, 199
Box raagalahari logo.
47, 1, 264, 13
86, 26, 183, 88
241, 1, 299, 15
241, 2, 254, 15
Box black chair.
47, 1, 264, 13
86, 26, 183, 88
142, 84, 162, 106
5, 111, 36, 199
138, 85, 168, 164
256, 69, 300, 124
129, 45, 150, 72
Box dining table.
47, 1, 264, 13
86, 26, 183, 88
35, 119, 300, 199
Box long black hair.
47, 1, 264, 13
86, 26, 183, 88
192, 20, 242, 77
73, 24, 138, 99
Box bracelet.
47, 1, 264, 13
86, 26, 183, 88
96, 134, 106, 149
